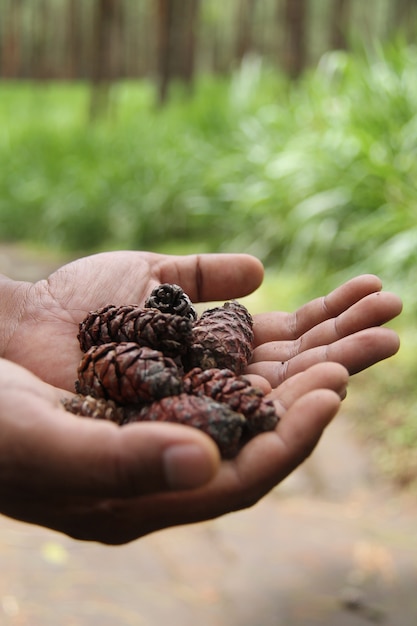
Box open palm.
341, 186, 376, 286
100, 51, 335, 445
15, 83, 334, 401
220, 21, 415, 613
1, 250, 401, 391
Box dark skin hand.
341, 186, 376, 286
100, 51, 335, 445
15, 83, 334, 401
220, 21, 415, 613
0, 251, 402, 543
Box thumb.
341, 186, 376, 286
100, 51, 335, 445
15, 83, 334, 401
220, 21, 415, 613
1, 391, 221, 499
63, 416, 222, 495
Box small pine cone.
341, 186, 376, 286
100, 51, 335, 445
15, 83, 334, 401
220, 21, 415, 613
185, 301, 254, 374
131, 393, 246, 458
183, 367, 279, 436
61, 394, 126, 425
76, 343, 183, 405
78, 305, 193, 358
145, 283, 197, 320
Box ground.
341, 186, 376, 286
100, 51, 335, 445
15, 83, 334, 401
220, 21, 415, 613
1, 245, 416, 626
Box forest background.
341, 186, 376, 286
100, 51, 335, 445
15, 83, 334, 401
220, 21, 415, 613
0, 0, 416, 488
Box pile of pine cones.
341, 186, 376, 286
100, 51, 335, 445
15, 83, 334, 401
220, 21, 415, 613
62, 284, 279, 458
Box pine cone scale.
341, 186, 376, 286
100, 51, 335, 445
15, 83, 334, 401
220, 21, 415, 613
76, 343, 183, 405
185, 301, 254, 374
136, 393, 245, 458
78, 305, 193, 358
183, 367, 279, 436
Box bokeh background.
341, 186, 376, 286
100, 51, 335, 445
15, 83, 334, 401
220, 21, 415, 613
0, 2, 416, 624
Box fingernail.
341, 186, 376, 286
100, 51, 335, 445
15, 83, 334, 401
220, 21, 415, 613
163, 444, 217, 490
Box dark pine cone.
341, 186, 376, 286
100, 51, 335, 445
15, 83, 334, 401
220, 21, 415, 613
76, 343, 183, 405
78, 305, 193, 359
130, 393, 246, 458
183, 367, 279, 436
184, 301, 254, 374
62, 394, 126, 425
145, 283, 197, 320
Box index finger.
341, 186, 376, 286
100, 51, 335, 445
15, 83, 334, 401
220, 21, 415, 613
156, 253, 264, 302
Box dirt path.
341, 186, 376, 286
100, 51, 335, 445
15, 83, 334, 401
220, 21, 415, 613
1, 245, 416, 626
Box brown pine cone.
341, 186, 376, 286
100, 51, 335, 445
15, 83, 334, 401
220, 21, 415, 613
130, 393, 246, 458
183, 367, 279, 436
76, 343, 183, 405
78, 305, 193, 358
184, 301, 254, 374
145, 283, 197, 320
62, 394, 126, 425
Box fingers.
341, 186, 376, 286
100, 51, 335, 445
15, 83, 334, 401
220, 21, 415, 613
247, 327, 400, 387
316, 327, 400, 375
157, 253, 264, 302
295, 290, 402, 353
233, 389, 342, 497
269, 362, 349, 405
253, 274, 400, 345
242, 373, 273, 394
253, 291, 403, 361
296, 274, 387, 336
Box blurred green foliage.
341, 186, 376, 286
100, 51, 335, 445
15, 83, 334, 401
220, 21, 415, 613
0, 41, 415, 304
0, 43, 415, 487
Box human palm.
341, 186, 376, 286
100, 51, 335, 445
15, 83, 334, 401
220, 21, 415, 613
1, 250, 401, 391
1, 251, 264, 389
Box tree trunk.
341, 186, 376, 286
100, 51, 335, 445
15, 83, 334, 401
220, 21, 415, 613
282, 0, 308, 78
330, 0, 350, 50
389, 0, 417, 40
235, 0, 256, 62
1, 0, 22, 78
155, 0, 200, 105
32, 0, 50, 79
90, 0, 123, 120
181, 0, 199, 85
156, 0, 172, 104
66, 0, 83, 78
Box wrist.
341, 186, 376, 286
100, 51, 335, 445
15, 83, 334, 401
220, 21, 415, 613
0, 275, 31, 357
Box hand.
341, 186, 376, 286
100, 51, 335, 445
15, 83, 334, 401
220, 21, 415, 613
0, 251, 402, 391
248, 273, 402, 389
0, 251, 402, 543
0, 251, 263, 390
0, 357, 347, 543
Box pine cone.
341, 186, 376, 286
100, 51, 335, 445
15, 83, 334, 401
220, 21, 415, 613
62, 394, 126, 425
76, 343, 183, 405
78, 305, 193, 358
183, 367, 279, 435
145, 283, 197, 320
131, 393, 246, 458
184, 301, 254, 374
